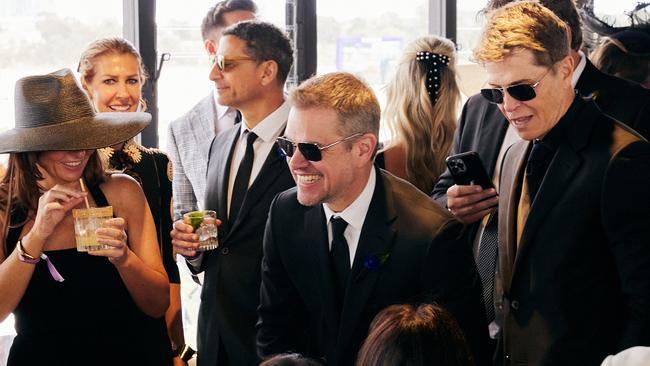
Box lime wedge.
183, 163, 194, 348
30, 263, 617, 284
185, 212, 204, 231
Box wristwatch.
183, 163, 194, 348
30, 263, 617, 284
173, 344, 196, 363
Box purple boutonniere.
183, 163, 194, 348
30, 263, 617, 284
363, 252, 390, 270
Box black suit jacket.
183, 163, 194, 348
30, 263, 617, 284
432, 58, 650, 241
194, 125, 295, 366
497, 98, 650, 365
257, 169, 490, 365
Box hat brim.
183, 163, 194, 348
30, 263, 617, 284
0, 112, 151, 154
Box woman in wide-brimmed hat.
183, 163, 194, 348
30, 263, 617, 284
0, 68, 170, 365
78, 37, 182, 366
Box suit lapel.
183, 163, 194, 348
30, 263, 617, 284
513, 145, 582, 270
498, 141, 528, 291
206, 127, 240, 234
336, 170, 397, 349
227, 143, 287, 234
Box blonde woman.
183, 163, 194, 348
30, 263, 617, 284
78, 38, 186, 365
380, 36, 460, 194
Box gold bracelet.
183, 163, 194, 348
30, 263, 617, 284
17, 238, 37, 261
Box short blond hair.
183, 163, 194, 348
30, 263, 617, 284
289, 72, 380, 138
474, 1, 569, 67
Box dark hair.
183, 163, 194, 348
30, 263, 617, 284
201, 0, 258, 41
590, 31, 650, 86
259, 353, 323, 366
0, 151, 106, 257
485, 0, 583, 51
356, 304, 474, 366
223, 20, 294, 84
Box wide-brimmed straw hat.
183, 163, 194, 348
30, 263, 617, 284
0, 68, 151, 154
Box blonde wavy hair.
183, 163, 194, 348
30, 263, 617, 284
383, 36, 460, 193
473, 1, 570, 66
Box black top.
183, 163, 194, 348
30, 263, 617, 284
104, 140, 179, 284
6, 183, 172, 366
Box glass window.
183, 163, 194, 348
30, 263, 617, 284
456, 0, 488, 99
156, 0, 285, 151
317, 0, 427, 140
0, 0, 123, 136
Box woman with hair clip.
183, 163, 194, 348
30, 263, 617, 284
0, 69, 169, 365
77, 37, 190, 365
379, 35, 460, 194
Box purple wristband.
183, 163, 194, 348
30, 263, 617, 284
18, 252, 65, 282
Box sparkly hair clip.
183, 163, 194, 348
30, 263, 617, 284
415, 51, 450, 105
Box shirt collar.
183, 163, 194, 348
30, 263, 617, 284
239, 100, 291, 143
323, 166, 376, 232
213, 88, 235, 120
571, 51, 586, 88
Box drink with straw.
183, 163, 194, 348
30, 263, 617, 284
73, 179, 113, 252
183, 210, 219, 251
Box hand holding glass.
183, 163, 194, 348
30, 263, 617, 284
73, 206, 113, 252
183, 210, 219, 251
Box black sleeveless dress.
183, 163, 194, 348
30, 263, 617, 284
6, 183, 172, 366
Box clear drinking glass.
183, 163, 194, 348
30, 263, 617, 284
72, 206, 113, 252
183, 210, 219, 251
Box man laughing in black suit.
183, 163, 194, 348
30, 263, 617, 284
256, 72, 490, 366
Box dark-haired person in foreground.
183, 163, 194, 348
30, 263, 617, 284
356, 304, 473, 366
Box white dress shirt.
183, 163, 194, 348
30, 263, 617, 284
226, 100, 291, 216
214, 87, 240, 134
322, 166, 376, 266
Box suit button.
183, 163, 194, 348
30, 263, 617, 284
511, 300, 519, 310
221, 247, 229, 255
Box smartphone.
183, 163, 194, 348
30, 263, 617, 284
445, 151, 494, 189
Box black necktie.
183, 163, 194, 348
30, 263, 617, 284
229, 131, 257, 225
526, 140, 552, 203
476, 211, 498, 325
330, 217, 350, 305
234, 110, 242, 124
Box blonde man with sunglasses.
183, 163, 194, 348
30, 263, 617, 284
256, 72, 491, 366
471, 2, 650, 365
170, 20, 294, 366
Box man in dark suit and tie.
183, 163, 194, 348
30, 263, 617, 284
471, 2, 650, 364
171, 21, 295, 366
431, 0, 650, 350
256, 72, 490, 365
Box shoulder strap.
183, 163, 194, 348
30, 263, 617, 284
87, 182, 109, 207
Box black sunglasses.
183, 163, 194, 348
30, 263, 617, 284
276, 133, 363, 162
480, 68, 552, 104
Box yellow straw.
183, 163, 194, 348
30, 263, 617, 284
79, 178, 90, 209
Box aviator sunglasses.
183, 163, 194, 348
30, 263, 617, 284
210, 54, 256, 71
276, 133, 363, 162
480, 67, 552, 104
